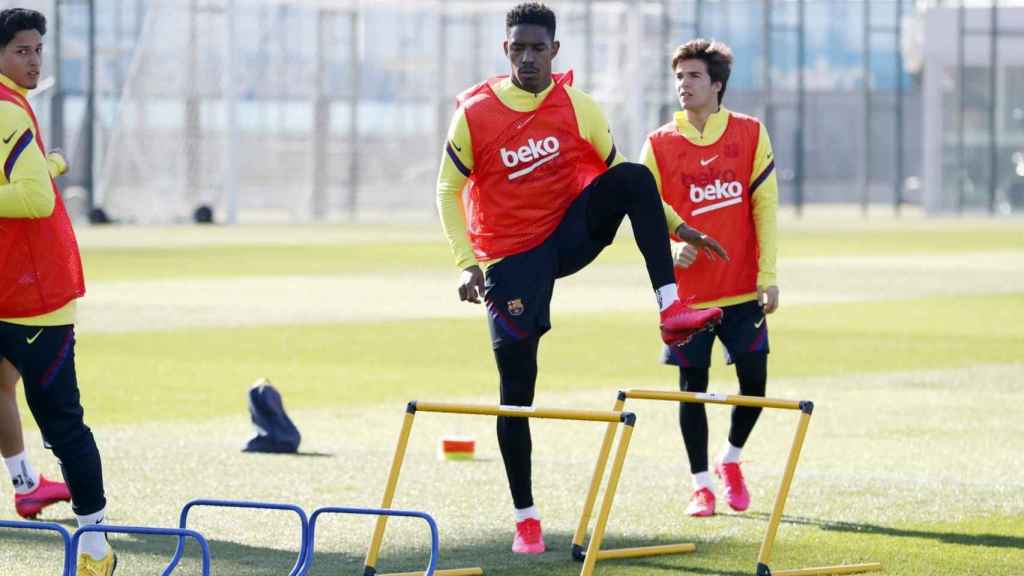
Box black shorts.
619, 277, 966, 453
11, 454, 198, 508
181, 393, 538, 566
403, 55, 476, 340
483, 182, 618, 349
660, 300, 770, 368
0, 322, 84, 445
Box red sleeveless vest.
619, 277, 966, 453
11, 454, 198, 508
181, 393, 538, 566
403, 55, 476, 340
457, 72, 607, 261
650, 112, 761, 304
0, 83, 85, 318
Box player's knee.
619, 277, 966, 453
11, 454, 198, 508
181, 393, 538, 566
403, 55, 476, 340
40, 417, 94, 457
733, 351, 768, 371
624, 162, 658, 189
680, 367, 711, 392
734, 352, 768, 395
609, 162, 656, 194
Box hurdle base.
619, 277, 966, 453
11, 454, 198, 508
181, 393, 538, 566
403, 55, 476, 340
365, 567, 484, 576
572, 542, 697, 561
758, 562, 883, 576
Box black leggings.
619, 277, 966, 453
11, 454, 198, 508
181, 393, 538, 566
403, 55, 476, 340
0, 323, 106, 516
491, 162, 677, 509
678, 353, 767, 474
495, 337, 539, 509
579, 162, 676, 289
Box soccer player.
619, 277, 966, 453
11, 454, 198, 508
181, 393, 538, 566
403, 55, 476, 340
437, 2, 725, 554
1, 358, 73, 518
0, 8, 117, 575
639, 39, 779, 517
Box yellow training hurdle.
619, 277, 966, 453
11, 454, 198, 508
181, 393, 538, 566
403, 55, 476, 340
572, 389, 883, 576
363, 401, 638, 576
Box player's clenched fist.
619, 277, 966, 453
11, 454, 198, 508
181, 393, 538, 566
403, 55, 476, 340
458, 265, 485, 303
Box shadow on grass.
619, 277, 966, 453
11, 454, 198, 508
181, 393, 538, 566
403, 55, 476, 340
0, 527, 762, 576
240, 451, 335, 458
736, 512, 1024, 550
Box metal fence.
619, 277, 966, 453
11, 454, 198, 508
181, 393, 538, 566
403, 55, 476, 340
13, 0, 1021, 223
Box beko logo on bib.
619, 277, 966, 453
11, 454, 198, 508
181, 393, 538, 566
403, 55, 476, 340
690, 180, 742, 203
689, 179, 744, 216
500, 136, 561, 180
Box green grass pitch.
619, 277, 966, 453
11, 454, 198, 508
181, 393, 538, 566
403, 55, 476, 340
1, 213, 1022, 575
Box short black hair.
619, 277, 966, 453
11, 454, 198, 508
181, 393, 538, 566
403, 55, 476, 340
0, 8, 46, 48
506, 2, 556, 40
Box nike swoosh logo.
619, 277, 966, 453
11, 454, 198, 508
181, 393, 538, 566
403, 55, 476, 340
699, 155, 719, 167
754, 318, 765, 328
2, 130, 17, 144
452, 142, 462, 152
26, 328, 43, 344
514, 114, 536, 131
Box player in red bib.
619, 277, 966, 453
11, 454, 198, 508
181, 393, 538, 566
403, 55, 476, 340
640, 39, 780, 518
0, 9, 116, 575
437, 3, 725, 555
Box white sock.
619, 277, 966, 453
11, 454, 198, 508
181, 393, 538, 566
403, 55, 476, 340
692, 471, 714, 491
76, 509, 111, 560
514, 505, 540, 522
4, 451, 40, 495
720, 443, 743, 464
656, 284, 679, 311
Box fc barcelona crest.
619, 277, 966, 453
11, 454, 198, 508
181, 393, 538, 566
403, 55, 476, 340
507, 298, 525, 317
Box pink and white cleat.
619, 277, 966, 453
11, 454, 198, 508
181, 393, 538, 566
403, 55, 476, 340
660, 300, 723, 346
512, 517, 546, 554
685, 487, 716, 517
716, 461, 751, 512
15, 474, 71, 519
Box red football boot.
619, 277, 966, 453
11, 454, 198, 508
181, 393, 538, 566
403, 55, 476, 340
660, 300, 723, 346
716, 461, 751, 512
512, 517, 546, 554
16, 474, 72, 519
685, 486, 716, 517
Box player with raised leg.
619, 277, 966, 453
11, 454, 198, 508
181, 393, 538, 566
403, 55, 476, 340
437, 2, 724, 555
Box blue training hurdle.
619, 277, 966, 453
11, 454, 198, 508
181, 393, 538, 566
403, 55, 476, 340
1, 519, 211, 576
73, 524, 212, 576
166, 499, 310, 576
302, 506, 439, 576
1, 500, 438, 575
0, 519, 74, 575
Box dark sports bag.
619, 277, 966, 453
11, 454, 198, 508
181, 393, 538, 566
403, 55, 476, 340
244, 379, 301, 454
